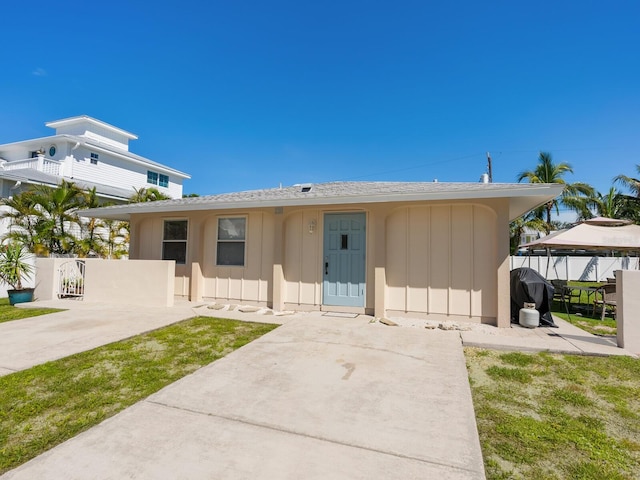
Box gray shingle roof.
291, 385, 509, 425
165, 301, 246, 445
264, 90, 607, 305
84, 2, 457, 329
79, 181, 565, 221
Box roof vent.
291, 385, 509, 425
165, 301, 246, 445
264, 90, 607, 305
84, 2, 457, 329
300, 183, 313, 193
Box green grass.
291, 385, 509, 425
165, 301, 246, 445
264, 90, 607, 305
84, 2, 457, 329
550, 282, 617, 336
553, 310, 617, 336
466, 348, 640, 480
0, 316, 277, 474
0, 298, 63, 324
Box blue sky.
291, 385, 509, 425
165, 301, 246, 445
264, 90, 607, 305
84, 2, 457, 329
1, 1, 639, 219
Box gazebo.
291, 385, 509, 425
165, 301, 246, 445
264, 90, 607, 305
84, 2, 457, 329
520, 217, 640, 253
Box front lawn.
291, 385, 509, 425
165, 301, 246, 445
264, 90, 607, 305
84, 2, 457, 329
466, 348, 640, 480
0, 298, 63, 324
0, 316, 277, 475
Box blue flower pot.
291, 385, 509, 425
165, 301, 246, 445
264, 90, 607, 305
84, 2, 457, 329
8, 288, 34, 305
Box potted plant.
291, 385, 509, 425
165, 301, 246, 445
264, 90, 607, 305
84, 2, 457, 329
0, 242, 35, 305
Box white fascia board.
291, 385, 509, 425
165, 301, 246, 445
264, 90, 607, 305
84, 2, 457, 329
0, 133, 189, 179
79, 184, 564, 221
46, 116, 138, 140
0, 134, 69, 150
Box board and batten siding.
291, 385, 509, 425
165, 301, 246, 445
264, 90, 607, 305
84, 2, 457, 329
201, 211, 274, 304
135, 216, 189, 295
385, 204, 497, 322
283, 210, 322, 307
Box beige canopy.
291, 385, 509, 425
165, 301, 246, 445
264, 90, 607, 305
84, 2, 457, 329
521, 218, 640, 252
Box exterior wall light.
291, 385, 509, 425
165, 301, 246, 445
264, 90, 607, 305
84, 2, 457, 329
308, 219, 317, 234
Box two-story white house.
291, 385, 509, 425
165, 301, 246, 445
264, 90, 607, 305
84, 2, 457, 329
0, 115, 190, 201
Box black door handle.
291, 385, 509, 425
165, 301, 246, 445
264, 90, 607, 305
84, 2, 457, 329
325, 262, 329, 275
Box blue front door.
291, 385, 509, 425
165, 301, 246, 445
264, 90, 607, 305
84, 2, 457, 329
323, 213, 366, 307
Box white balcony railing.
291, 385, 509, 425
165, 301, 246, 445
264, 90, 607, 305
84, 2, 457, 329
1, 156, 62, 176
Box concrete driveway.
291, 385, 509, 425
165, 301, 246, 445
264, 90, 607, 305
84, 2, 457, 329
2, 315, 485, 479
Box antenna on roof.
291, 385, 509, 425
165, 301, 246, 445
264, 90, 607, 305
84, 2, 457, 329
486, 152, 493, 182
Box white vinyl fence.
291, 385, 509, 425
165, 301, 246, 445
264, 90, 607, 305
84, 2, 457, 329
511, 255, 640, 281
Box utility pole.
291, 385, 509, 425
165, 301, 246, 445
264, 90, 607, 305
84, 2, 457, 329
486, 152, 493, 182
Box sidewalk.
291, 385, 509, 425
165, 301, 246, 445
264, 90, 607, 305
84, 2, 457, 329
461, 317, 634, 356
192, 304, 635, 357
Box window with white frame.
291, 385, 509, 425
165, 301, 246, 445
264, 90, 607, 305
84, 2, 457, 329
217, 217, 246, 266
159, 174, 169, 188
90, 152, 99, 165
147, 171, 158, 185
163, 220, 187, 264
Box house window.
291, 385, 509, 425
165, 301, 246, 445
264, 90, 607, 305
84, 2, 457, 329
147, 171, 158, 185
90, 153, 99, 165
162, 220, 187, 264
217, 217, 246, 266
159, 174, 169, 188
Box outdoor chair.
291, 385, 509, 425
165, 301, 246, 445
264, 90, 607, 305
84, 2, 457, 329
551, 280, 572, 315
550, 280, 579, 313
551, 280, 567, 303
593, 283, 617, 320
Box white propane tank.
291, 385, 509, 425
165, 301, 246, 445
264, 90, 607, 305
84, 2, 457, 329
519, 302, 539, 328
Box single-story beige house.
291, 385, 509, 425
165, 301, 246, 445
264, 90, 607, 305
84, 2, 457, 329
82, 181, 562, 327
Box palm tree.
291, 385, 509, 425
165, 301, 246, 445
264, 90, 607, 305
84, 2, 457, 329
1, 181, 134, 258
29, 181, 85, 255
614, 164, 640, 223
564, 187, 633, 221
101, 219, 129, 259
75, 187, 108, 257
517, 152, 594, 232
130, 187, 170, 203
509, 211, 548, 254
0, 190, 42, 252
614, 164, 640, 197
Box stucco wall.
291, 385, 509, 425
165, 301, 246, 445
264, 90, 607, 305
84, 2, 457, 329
35, 258, 175, 307
617, 270, 640, 354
